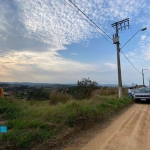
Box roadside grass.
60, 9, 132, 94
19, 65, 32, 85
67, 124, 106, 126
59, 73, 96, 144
0, 94, 133, 149
49, 90, 71, 105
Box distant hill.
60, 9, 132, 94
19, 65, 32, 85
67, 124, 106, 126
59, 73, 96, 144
0, 82, 130, 88
0, 82, 76, 88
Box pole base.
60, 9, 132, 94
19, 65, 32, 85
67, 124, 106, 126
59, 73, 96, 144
118, 87, 123, 98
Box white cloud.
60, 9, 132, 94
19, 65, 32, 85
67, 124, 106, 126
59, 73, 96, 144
104, 62, 117, 70
124, 51, 136, 58
142, 46, 150, 60
1, 50, 99, 75
0, 0, 150, 84
0, 0, 149, 54
138, 35, 150, 61
14, 0, 98, 50
141, 35, 146, 40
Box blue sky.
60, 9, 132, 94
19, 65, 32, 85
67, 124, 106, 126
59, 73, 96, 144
0, 0, 150, 86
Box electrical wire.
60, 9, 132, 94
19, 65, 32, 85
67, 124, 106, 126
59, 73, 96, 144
119, 50, 141, 74
66, 0, 143, 77
66, 0, 112, 44
113, 26, 143, 75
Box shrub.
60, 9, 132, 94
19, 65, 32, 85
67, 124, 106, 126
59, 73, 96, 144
77, 78, 98, 99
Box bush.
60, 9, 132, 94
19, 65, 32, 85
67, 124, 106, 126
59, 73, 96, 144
77, 78, 98, 99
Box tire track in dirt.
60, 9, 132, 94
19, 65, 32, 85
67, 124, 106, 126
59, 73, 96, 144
80, 104, 150, 150
61, 103, 150, 150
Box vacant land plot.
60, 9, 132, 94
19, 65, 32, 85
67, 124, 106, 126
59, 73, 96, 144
62, 103, 150, 150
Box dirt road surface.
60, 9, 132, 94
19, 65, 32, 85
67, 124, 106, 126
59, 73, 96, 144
62, 103, 150, 150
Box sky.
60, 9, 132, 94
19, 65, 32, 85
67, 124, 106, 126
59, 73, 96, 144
0, 0, 150, 86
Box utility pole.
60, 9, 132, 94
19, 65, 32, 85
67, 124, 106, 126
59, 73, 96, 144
111, 18, 129, 98
149, 78, 150, 87
142, 69, 148, 86
142, 69, 144, 86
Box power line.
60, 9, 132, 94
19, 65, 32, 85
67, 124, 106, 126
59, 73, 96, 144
120, 50, 141, 74
66, 0, 112, 44
66, 0, 143, 77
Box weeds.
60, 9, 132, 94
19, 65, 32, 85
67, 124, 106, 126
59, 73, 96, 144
0, 94, 133, 149
49, 90, 70, 105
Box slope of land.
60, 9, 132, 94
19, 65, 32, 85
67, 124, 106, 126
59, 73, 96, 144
61, 103, 150, 150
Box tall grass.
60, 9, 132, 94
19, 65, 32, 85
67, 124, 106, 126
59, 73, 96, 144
0, 93, 133, 149
92, 87, 128, 97
49, 90, 70, 105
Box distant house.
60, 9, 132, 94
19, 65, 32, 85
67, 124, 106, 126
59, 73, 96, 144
0, 87, 4, 98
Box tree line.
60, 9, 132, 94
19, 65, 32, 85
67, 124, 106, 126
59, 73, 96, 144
1, 78, 98, 100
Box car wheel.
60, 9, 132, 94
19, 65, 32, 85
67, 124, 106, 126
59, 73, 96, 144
135, 99, 139, 103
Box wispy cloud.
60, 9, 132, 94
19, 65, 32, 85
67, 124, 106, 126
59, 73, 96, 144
0, 0, 149, 54
104, 62, 117, 70
142, 46, 150, 60
71, 53, 78, 55
0, 0, 150, 83
1, 50, 100, 81
14, 0, 98, 51
139, 34, 150, 61
141, 35, 146, 40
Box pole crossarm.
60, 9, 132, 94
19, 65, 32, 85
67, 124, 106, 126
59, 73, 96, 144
111, 18, 129, 31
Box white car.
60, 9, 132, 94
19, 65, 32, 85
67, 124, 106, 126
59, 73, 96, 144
134, 87, 150, 103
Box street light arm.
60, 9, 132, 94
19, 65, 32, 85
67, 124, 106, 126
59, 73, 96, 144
120, 30, 140, 50
120, 27, 147, 50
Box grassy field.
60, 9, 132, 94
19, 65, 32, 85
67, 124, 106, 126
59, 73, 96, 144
0, 90, 133, 149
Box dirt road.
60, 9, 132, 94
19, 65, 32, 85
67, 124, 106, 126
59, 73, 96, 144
62, 103, 150, 150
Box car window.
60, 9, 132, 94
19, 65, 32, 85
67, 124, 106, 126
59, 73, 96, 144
134, 89, 141, 93
134, 88, 150, 93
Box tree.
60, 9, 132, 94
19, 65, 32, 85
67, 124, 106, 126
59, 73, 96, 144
77, 78, 98, 99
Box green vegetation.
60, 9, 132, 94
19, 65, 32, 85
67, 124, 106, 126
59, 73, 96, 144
0, 90, 133, 149
49, 90, 71, 105
77, 78, 98, 99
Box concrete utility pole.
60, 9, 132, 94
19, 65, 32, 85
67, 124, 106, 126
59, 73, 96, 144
111, 18, 129, 98
149, 78, 150, 87
142, 69, 148, 86
142, 69, 144, 86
